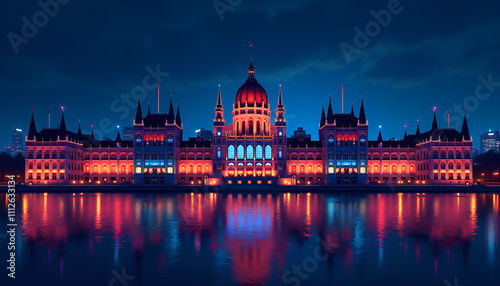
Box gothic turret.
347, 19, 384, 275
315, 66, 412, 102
167, 98, 175, 124
359, 96, 366, 124
135, 98, 143, 124
461, 110, 470, 140
416, 120, 421, 136
176, 105, 182, 127
377, 129, 383, 142
431, 109, 438, 130
327, 96, 334, 124
320, 105, 326, 127
27, 112, 37, 140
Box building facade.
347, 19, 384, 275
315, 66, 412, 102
25, 56, 473, 186
480, 131, 500, 154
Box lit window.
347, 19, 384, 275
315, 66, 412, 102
328, 166, 334, 174
246, 145, 254, 160
278, 131, 283, 136
228, 145, 235, 159
237, 145, 244, 159
265, 145, 272, 160
135, 167, 142, 174
360, 167, 366, 174
256, 145, 263, 159
167, 166, 173, 174
217, 131, 221, 136
217, 147, 221, 159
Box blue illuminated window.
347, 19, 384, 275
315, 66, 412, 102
278, 131, 283, 136
256, 145, 263, 159
217, 131, 221, 136
217, 147, 221, 159
246, 145, 254, 160
265, 145, 272, 160
228, 145, 235, 159
237, 145, 244, 159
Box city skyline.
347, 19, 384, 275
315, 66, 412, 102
2, 1, 500, 151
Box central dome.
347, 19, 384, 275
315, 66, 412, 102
235, 78, 268, 107
235, 58, 268, 107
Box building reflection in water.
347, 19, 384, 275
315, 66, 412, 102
7, 192, 499, 285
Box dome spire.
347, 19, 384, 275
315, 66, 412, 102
248, 44, 255, 79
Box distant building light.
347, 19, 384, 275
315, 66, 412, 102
488, 133, 494, 136
195, 129, 201, 133
15, 129, 22, 132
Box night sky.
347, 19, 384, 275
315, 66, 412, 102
2, 0, 500, 150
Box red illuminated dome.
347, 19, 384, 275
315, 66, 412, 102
235, 61, 268, 107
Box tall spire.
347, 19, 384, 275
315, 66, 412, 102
320, 105, 326, 127
416, 120, 421, 136
176, 104, 182, 127
147, 103, 151, 116
461, 109, 470, 140
27, 111, 37, 140
277, 84, 283, 108
403, 125, 408, 140
247, 44, 255, 79
115, 129, 121, 142
135, 96, 143, 124
377, 128, 383, 142
77, 120, 82, 136
216, 84, 223, 108
59, 109, 66, 132
358, 95, 366, 124
431, 107, 438, 130
91, 125, 95, 140
327, 95, 334, 123
350, 103, 354, 116
167, 96, 175, 124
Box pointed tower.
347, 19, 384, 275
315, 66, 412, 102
320, 105, 326, 127
275, 84, 286, 128
377, 129, 383, 142
327, 96, 334, 124
167, 98, 175, 124
212, 84, 226, 179
147, 103, 151, 116
431, 108, 438, 130
358, 96, 366, 124
274, 84, 287, 178
59, 110, 67, 140
77, 120, 82, 136
350, 103, 354, 116
134, 97, 143, 125
403, 125, 408, 140
91, 125, 95, 140
27, 112, 37, 140
461, 109, 470, 140
416, 120, 421, 136
115, 129, 121, 143
175, 105, 182, 127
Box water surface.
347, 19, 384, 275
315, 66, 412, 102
0, 192, 499, 285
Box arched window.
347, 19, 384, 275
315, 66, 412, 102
456, 162, 461, 169
60, 162, 65, 169
465, 162, 470, 169
28, 150, 34, 159
316, 153, 322, 160
256, 145, 263, 159
441, 162, 446, 169
196, 153, 203, 160
383, 153, 390, 160
299, 153, 306, 160
237, 145, 244, 159
279, 147, 283, 159
373, 153, 380, 160
392, 165, 397, 173
110, 153, 117, 160
328, 152, 334, 160
316, 165, 322, 173
360, 152, 366, 160
228, 145, 235, 159
241, 121, 246, 135
291, 165, 297, 173
36, 162, 41, 169
456, 150, 461, 159
433, 150, 438, 159
44, 150, 50, 159
300, 165, 305, 173
256, 121, 261, 134
120, 153, 127, 160
52, 150, 58, 159
36, 150, 42, 159
440, 150, 446, 159
101, 153, 109, 160
205, 153, 212, 160
433, 162, 438, 169
236, 122, 239, 136
352, 153, 357, 160
465, 150, 470, 159
401, 165, 406, 173
409, 153, 416, 160
135, 152, 141, 160
265, 145, 272, 160
448, 150, 454, 159
28, 162, 33, 169
248, 121, 254, 135
448, 162, 454, 169
121, 165, 126, 172
44, 162, 49, 169
246, 145, 254, 160
60, 150, 65, 159
328, 134, 334, 146
52, 162, 57, 169
167, 134, 174, 146
188, 153, 195, 160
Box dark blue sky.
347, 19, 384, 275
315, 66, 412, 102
2, 0, 500, 149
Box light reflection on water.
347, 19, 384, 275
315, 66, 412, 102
0, 192, 499, 286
